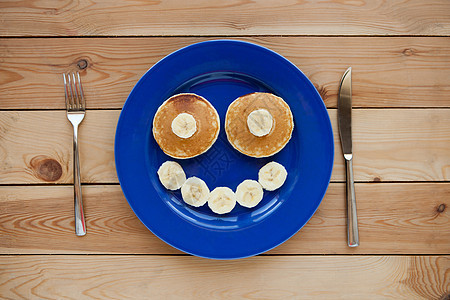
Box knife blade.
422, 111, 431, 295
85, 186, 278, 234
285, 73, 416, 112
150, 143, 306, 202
338, 67, 359, 247
338, 68, 352, 157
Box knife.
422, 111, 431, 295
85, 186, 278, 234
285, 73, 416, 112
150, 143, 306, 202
338, 67, 359, 247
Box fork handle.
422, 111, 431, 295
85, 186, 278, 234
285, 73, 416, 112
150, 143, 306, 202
345, 156, 359, 247
73, 124, 86, 236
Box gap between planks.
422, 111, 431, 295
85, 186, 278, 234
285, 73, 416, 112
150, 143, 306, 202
2, 35, 450, 38
1, 253, 449, 256
2, 181, 450, 187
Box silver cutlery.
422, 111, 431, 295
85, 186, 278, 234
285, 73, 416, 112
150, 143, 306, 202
63, 72, 86, 236
338, 67, 359, 247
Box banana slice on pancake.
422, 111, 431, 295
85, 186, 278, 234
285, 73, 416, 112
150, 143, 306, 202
171, 113, 197, 139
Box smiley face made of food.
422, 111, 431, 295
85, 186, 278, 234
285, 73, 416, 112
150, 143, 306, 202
154, 92, 292, 215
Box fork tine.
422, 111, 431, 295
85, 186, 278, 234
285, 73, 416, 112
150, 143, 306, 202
72, 73, 80, 109
67, 73, 75, 110
63, 73, 70, 110
76, 72, 85, 109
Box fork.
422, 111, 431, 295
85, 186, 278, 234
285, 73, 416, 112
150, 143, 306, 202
63, 72, 86, 236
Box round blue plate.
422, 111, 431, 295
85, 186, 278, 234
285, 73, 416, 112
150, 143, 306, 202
115, 40, 334, 259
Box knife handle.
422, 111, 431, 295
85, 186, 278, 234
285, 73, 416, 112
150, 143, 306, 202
345, 156, 359, 247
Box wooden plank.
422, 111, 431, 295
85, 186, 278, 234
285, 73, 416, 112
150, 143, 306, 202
0, 183, 448, 254
1, 109, 449, 184
1, 0, 449, 36
1, 255, 448, 299
1, 37, 450, 109
0, 110, 118, 184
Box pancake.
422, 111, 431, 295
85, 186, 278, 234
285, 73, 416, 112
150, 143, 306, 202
153, 93, 220, 159
225, 92, 294, 158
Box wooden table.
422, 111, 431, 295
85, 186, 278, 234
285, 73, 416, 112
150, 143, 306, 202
1, 1, 449, 299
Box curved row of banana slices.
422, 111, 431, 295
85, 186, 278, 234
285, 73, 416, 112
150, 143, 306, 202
157, 161, 288, 214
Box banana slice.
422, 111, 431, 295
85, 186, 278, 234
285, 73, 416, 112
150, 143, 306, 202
208, 187, 237, 214
181, 177, 210, 207
236, 180, 264, 208
258, 162, 288, 191
171, 113, 197, 139
247, 109, 273, 137
157, 161, 186, 190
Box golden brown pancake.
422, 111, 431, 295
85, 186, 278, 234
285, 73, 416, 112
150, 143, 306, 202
225, 92, 294, 158
153, 93, 220, 159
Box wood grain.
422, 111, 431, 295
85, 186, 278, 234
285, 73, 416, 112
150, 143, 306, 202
0, 110, 118, 184
1, 255, 448, 299
1, 1, 448, 296
1, 0, 449, 37
0, 183, 448, 254
1, 37, 450, 109
1, 109, 449, 184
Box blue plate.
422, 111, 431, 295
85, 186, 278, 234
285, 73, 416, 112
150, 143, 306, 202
115, 40, 334, 259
